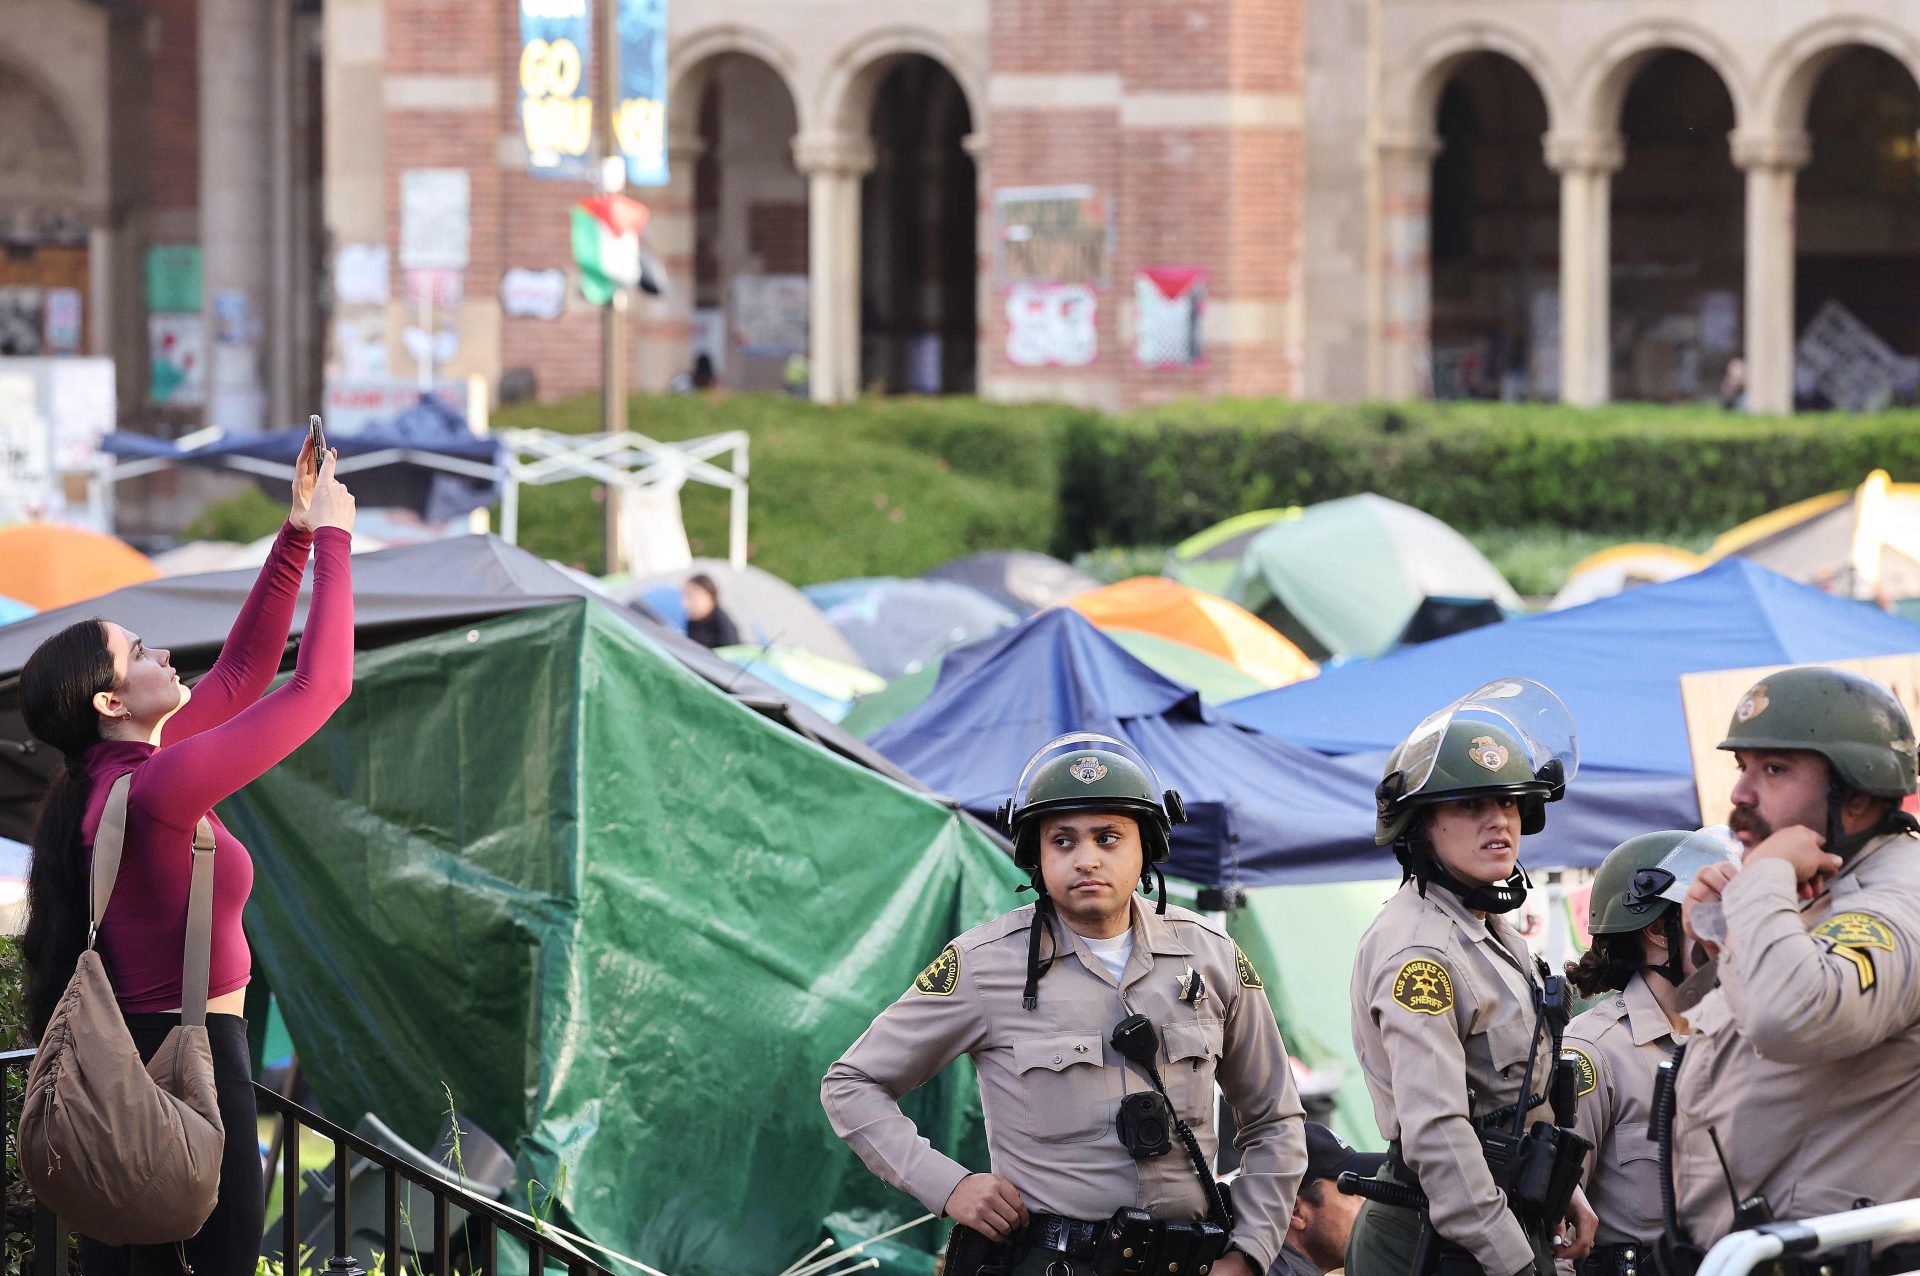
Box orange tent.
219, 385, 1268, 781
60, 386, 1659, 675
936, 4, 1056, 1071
0, 524, 161, 611
1067, 576, 1318, 689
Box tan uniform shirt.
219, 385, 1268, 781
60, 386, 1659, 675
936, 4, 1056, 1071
1561, 972, 1680, 1248
821, 898, 1308, 1270
1350, 879, 1555, 1276
1676, 832, 1920, 1243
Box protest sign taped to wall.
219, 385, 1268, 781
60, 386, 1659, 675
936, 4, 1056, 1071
996, 186, 1110, 287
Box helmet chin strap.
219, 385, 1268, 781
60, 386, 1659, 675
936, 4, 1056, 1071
1644, 910, 1687, 988
1821, 778, 1920, 863
1404, 835, 1531, 914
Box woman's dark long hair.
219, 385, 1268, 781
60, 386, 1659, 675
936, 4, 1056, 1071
1565, 929, 1645, 999
19, 619, 116, 1041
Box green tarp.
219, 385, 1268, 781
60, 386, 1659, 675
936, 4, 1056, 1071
224, 599, 1026, 1274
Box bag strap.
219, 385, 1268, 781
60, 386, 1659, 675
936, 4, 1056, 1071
89, 773, 219, 1028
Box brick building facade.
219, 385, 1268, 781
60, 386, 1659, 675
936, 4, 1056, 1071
8, 0, 1920, 435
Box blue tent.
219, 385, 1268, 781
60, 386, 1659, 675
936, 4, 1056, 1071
1229, 560, 1920, 868
867, 608, 1378, 887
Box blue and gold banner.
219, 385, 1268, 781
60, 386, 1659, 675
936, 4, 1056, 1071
520, 0, 594, 179
616, 0, 669, 186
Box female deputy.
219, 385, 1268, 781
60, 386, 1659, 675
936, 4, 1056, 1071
1560, 829, 1731, 1276
20, 437, 355, 1276
1346, 680, 1598, 1276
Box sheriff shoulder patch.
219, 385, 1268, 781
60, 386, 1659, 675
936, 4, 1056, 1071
914, 944, 961, 996
1813, 912, 1897, 993
1235, 946, 1263, 990
1391, 958, 1455, 1015
1563, 1046, 1598, 1098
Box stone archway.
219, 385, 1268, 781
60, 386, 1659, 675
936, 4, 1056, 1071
1425, 53, 1558, 400
0, 63, 91, 355
1607, 50, 1744, 402
859, 55, 976, 394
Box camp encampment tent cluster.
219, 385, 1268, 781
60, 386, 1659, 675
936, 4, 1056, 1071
10, 474, 1920, 1273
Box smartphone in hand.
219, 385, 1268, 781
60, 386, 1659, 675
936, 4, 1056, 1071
307, 413, 328, 479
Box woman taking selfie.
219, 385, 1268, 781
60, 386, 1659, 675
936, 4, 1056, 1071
20, 437, 356, 1276
1346, 680, 1597, 1276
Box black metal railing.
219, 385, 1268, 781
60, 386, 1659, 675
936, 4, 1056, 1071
1, 1048, 614, 1276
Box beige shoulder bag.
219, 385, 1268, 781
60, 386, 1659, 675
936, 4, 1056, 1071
18, 773, 225, 1245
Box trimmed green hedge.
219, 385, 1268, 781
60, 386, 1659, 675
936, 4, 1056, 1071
174, 394, 1920, 584
1058, 400, 1920, 549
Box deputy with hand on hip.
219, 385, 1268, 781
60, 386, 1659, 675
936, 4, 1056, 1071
822, 733, 1307, 1276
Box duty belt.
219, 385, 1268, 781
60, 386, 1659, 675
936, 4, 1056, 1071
1581, 1242, 1651, 1276
1025, 1214, 1105, 1261
1019, 1210, 1233, 1275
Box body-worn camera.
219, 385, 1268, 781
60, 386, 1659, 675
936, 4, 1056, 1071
1117, 1091, 1174, 1159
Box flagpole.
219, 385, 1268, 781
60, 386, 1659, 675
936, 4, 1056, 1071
598, 0, 630, 575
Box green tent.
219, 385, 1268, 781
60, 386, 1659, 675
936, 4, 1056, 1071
224, 599, 1025, 1275
1226, 494, 1521, 661
840, 626, 1267, 737
1166, 509, 1300, 596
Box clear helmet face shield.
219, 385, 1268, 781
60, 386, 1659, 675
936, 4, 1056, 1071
1626, 824, 1742, 913
1395, 677, 1581, 800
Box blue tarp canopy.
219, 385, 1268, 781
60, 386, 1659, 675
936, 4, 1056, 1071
102, 397, 503, 523
1228, 560, 1920, 869
867, 608, 1378, 887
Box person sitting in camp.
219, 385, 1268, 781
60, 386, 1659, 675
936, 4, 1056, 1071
18, 435, 355, 1276
683, 573, 741, 649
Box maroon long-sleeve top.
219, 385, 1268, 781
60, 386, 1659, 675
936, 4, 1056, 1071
81, 522, 354, 1013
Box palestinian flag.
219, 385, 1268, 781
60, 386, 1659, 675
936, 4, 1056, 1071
571, 193, 650, 304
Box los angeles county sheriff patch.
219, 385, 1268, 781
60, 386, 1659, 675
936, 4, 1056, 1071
1235, 946, 1263, 990
1563, 1046, 1598, 1097
1391, 958, 1455, 1015
914, 944, 960, 996
1813, 912, 1896, 992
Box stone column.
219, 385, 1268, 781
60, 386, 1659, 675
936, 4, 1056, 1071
634, 128, 704, 391
1733, 130, 1810, 415
1371, 133, 1442, 400
793, 131, 874, 404
963, 132, 989, 395
199, 0, 275, 432
1547, 132, 1623, 407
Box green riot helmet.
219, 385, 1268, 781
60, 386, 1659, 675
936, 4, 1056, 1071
998, 732, 1187, 871
1717, 666, 1918, 800
1588, 826, 1739, 935
1375, 678, 1580, 847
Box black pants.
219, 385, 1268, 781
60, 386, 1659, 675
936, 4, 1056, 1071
79, 1014, 261, 1276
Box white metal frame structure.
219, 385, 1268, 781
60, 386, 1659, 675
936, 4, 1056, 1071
496, 428, 749, 571
1699, 1199, 1920, 1276
84, 425, 751, 572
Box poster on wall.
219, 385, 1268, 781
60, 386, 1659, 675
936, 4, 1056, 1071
1134, 267, 1206, 368
44, 288, 83, 354
995, 186, 1110, 286
501, 267, 570, 319
731, 275, 808, 357
144, 245, 202, 313
520, 0, 595, 179
1006, 282, 1097, 368
400, 169, 472, 271
149, 313, 205, 406
0, 288, 42, 356
334, 243, 391, 306
617, 0, 669, 186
